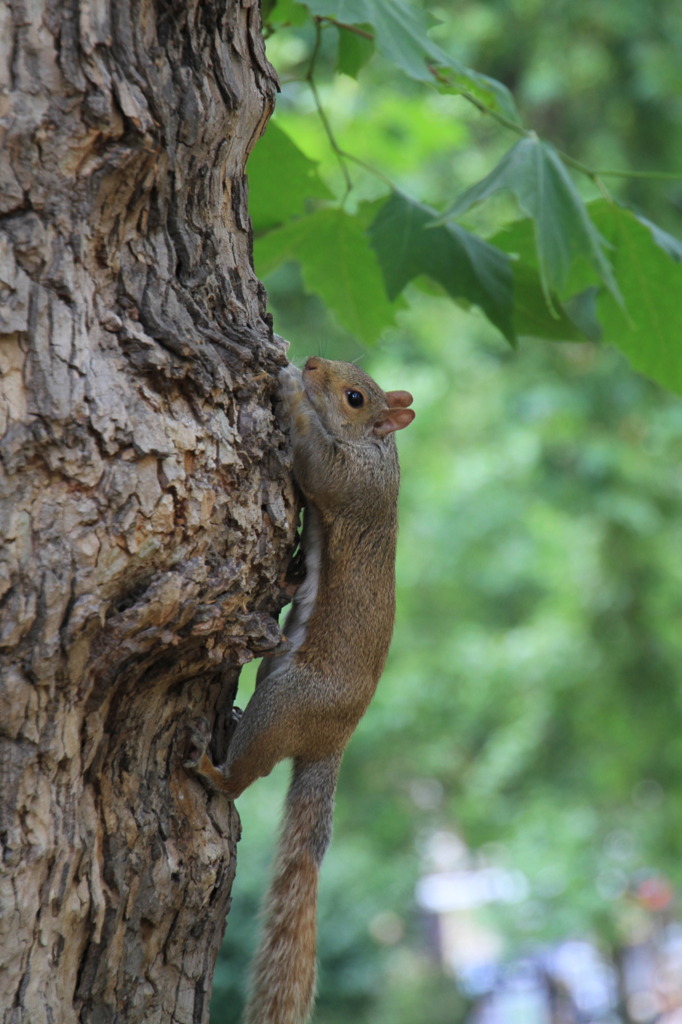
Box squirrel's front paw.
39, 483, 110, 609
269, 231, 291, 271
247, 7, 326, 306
278, 363, 304, 402
279, 362, 303, 382
183, 716, 211, 769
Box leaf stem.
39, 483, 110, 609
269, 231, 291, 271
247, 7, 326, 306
318, 16, 374, 41
304, 24, 682, 201
449, 81, 529, 137
306, 20, 354, 198
594, 168, 682, 181
337, 150, 397, 192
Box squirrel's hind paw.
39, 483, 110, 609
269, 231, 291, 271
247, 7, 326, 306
183, 716, 211, 769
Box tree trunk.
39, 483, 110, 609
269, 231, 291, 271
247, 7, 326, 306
0, 2, 294, 1021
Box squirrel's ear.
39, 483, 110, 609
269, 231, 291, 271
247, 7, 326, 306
384, 390, 413, 408
373, 407, 415, 437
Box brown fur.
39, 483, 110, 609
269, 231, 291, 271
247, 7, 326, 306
185, 358, 414, 1024
244, 756, 340, 1024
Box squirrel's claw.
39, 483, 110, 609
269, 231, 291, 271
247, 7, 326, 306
183, 716, 211, 769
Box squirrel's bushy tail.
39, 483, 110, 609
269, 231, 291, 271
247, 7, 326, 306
243, 754, 341, 1024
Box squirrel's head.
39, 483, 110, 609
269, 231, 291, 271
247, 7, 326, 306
302, 357, 414, 442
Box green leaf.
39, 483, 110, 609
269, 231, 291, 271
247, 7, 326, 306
563, 288, 602, 343
247, 122, 333, 232
589, 201, 682, 393
633, 212, 682, 262
368, 192, 515, 344
301, 0, 519, 121
492, 201, 682, 385
255, 208, 397, 345
303, 0, 433, 80
265, 0, 309, 25
446, 137, 620, 307
337, 24, 375, 78
511, 265, 589, 342
491, 217, 597, 342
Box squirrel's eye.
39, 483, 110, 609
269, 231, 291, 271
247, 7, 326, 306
345, 389, 364, 408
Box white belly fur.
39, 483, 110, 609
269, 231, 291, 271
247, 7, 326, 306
256, 506, 321, 684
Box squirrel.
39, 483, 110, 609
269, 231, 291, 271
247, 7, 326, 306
185, 356, 414, 1024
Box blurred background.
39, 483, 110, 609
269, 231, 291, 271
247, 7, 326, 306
212, 1, 682, 1021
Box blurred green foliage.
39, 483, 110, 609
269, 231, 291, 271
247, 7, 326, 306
249, 0, 682, 391
211, 1, 682, 1021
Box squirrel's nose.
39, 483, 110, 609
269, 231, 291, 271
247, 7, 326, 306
305, 357, 321, 372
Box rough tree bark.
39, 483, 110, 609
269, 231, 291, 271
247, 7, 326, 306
0, 1, 295, 1021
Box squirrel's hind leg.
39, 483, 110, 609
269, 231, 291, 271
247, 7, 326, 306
183, 673, 302, 799
183, 717, 241, 799
218, 677, 302, 796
